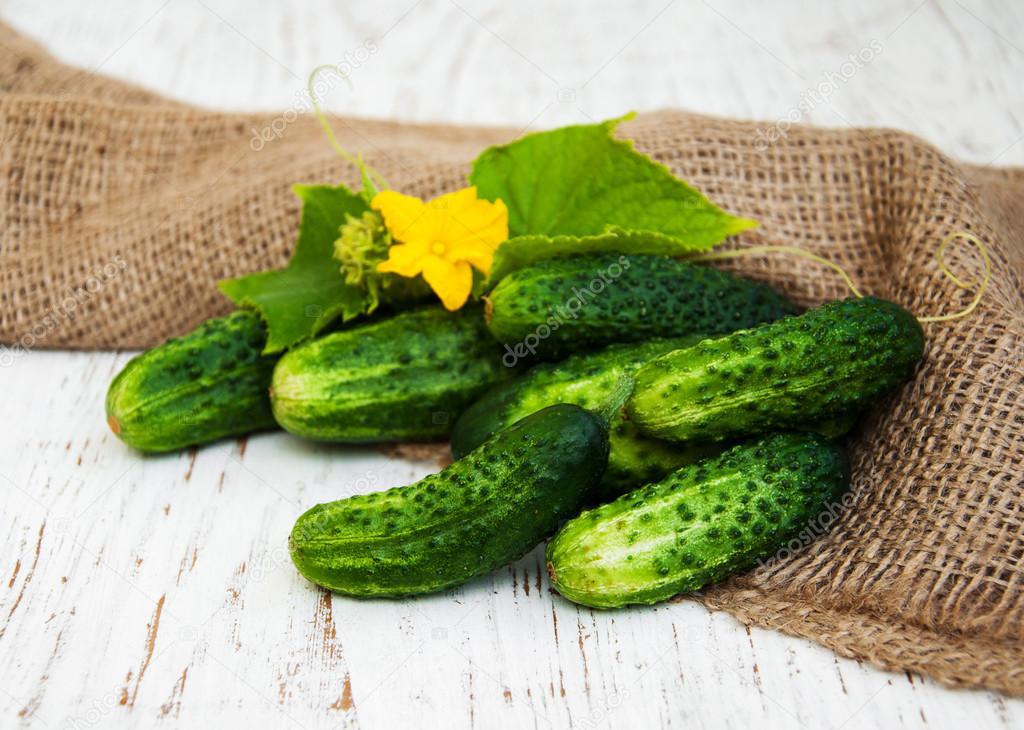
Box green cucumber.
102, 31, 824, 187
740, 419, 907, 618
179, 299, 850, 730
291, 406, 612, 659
105, 311, 277, 452
290, 404, 609, 597
451, 338, 714, 498
451, 337, 857, 499
271, 306, 513, 442
604, 419, 722, 494
810, 412, 860, 439
484, 254, 796, 360
546, 432, 849, 608
627, 297, 924, 443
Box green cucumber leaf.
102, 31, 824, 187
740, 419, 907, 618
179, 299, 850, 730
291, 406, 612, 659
469, 114, 757, 284
218, 184, 370, 354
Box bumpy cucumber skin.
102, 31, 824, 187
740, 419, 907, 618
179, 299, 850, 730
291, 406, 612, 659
627, 297, 924, 443
546, 432, 850, 608
105, 311, 277, 452
484, 254, 796, 358
271, 306, 512, 443
451, 338, 712, 499
290, 404, 610, 597
450, 336, 854, 499
604, 419, 721, 494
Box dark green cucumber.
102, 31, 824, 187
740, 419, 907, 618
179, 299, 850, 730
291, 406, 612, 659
105, 311, 277, 452
290, 404, 610, 597
546, 432, 850, 608
451, 338, 715, 498
604, 419, 722, 493
271, 306, 513, 442
627, 297, 924, 443
484, 254, 796, 359
811, 411, 859, 439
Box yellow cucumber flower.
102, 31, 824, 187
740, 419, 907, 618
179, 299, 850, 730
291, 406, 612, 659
373, 186, 508, 310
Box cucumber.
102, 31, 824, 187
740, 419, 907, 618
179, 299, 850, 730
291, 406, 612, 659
627, 297, 924, 443
290, 404, 610, 597
604, 419, 722, 494
105, 311, 277, 452
451, 337, 714, 499
546, 432, 849, 608
484, 254, 796, 360
271, 306, 513, 442
811, 411, 860, 439
451, 337, 857, 499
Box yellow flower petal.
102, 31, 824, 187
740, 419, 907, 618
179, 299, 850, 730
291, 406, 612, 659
371, 186, 508, 309
458, 249, 494, 275
431, 186, 480, 212
376, 242, 427, 277
439, 196, 507, 276
447, 197, 508, 247
421, 256, 473, 311
371, 190, 439, 246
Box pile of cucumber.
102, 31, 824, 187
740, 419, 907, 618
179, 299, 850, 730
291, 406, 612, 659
106, 254, 924, 608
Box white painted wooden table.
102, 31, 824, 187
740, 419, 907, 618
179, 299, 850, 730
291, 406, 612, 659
1, 1, 1022, 728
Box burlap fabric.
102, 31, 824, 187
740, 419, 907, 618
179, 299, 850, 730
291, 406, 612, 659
2, 22, 1021, 695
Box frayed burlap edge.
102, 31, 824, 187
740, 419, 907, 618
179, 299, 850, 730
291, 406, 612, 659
694, 588, 1024, 694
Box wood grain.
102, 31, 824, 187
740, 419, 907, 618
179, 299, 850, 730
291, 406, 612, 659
1, 0, 1022, 727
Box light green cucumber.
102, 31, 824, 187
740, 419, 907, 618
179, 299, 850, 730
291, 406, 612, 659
546, 432, 850, 608
271, 306, 513, 442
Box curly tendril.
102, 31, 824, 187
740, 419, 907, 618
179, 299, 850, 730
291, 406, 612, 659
306, 64, 389, 191
916, 232, 992, 323
683, 231, 991, 325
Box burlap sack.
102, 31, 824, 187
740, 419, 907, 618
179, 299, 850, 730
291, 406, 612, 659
2, 22, 1021, 695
